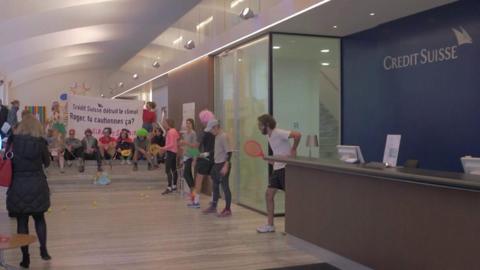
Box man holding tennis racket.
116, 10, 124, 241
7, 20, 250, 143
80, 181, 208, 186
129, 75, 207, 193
256, 114, 301, 233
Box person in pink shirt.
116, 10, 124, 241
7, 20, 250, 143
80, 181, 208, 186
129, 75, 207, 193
160, 118, 180, 195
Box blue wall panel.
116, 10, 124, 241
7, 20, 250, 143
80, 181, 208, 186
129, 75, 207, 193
343, 0, 480, 171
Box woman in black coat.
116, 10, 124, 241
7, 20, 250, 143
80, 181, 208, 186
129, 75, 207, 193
6, 113, 52, 268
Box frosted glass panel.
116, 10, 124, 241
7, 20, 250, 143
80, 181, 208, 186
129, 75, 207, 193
215, 36, 269, 212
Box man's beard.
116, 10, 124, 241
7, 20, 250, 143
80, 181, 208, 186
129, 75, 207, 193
261, 127, 268, 135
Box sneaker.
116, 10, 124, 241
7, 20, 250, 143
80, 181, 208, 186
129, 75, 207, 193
133, 163, 138, 171
257, 224, 275, 233
67, 161, 73, 167
172, 186, 177, 192
202, 205, 217, 214
161, 188, 172, 195
126, 160, 132, 165
121, 160, 126, 165
187, 202, 201, 209
217, 208, 232, 218
78, 166, 85, 173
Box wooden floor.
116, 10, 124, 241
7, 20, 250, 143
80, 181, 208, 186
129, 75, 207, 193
0, 163, 321, 270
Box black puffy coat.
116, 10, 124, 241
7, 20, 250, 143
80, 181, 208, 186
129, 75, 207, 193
7, 135, 51, 214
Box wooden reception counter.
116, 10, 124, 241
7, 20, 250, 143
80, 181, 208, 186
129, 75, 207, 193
265, 156, 480, 270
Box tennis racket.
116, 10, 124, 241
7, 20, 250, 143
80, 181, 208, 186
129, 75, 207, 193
244, 140, 265, 158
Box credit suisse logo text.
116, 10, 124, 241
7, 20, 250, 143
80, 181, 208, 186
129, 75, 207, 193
383, 26, 473, 71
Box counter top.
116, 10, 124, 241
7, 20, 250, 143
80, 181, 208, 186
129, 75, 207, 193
265, 156, 480, 192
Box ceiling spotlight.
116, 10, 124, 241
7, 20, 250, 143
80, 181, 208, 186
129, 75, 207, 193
321, 62, 331, 66
100, 94, 105, 98
152, 61, 160, 68
118, 82, 124, 88
273, 46, 281, 50
369, 12, 375, 16
240, 7, 255, 19
320, 49, 330, 53
333, 25, 338, 29
132, 73, 139, 80
184, 40, 195, 50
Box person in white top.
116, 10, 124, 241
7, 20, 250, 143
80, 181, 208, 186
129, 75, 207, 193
256, 114, 301, 233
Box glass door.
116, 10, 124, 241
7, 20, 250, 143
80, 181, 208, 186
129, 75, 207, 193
215, 36, 270, 212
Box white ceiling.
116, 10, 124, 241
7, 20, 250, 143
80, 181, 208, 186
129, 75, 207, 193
0, 0, 200, 86
272, 0, 458, 36
0, 0, 459, 90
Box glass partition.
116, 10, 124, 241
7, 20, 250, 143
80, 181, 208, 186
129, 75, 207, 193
215, 36, 269, 212
215, 33, 341, 214
272, 34, 341, 160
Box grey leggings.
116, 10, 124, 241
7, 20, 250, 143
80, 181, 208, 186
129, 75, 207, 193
211, 162, 231, 210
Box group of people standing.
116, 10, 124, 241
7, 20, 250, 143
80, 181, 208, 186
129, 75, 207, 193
178, 112, 302, 232
3, 97, 301, 268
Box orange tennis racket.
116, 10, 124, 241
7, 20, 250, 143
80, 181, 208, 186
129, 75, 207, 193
244, 140, 265, 158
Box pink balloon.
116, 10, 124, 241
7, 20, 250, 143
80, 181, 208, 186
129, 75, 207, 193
199, 109, 215, 125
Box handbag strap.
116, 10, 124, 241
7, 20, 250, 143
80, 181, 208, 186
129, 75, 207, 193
4, 143, 13, 160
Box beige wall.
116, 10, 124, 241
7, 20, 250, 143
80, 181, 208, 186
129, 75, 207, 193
9, 69, 110, 109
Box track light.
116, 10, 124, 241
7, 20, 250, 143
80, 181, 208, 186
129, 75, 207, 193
184, 40, 195, 50
152, 61, 160, 68
239, 7, 255, 19
132, 73, 139, 80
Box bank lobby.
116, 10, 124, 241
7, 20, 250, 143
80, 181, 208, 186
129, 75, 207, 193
0, 0, 478, 269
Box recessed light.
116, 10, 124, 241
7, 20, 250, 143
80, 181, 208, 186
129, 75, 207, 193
321, 62, 330, 66
196, 16, 213, 31
238, 58, 242, 62
273, 46, 281, 50
333, 25, 338, 29
152, 61, 160, 68
321, 49, 330, 53
230, 0, 244, 8
172, 36, 183, 45
370, 12, 375, 16
132, 73, 139, 80
118, 82, 124, 88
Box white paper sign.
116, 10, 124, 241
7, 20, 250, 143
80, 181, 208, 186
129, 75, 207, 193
181, 102, 195, 131
383, 134, 402, 167
68, 95, 143, 138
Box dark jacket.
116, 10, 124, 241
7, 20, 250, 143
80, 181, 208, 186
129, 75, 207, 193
7, 135, 51, 214
151, 135, 165, 147
116, 138, 133, 151
0, 105, 8, 130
